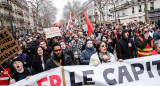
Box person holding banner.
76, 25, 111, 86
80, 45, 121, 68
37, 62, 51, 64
10, 57, 32, 84
45, 42, 74, 70
89, 41, 116, 66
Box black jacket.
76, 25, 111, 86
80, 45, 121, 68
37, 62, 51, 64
32, 55, 50, 74
11, 67, 32, 82
116, 30, 136, 60
45, 53, 74, 70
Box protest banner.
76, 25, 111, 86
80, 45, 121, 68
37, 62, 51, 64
9, 67, 63, 86
44, 27, 61, 38
0, 29, 20, 64
9, 55, 160, 86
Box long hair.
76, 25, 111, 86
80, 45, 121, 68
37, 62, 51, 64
96, 41, 106, 53
33, 46, 50, 63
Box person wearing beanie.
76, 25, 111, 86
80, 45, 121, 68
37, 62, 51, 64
59, 40, 76, 64
116, 29, 136, 62
9, 57, 32, 84
80, 40, 96, 65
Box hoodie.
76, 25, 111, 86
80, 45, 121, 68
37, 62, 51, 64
116, 29, 137, 60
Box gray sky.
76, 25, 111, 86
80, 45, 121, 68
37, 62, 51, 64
52, 0, 88, 22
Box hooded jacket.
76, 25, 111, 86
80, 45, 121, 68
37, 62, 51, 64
80, 46, 96, 65
116, 29, 137, 60
45, 52, 74, 70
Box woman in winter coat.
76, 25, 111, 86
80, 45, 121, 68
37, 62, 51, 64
59, 40, 76, 64
89, 41, 116, 66
80, 40, 96, 65
32, 46, 50, 74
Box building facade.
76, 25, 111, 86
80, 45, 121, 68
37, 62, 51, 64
109, 0, 160, 24
27, 1, 36, 33
0, 0, 30, 36
77, 0, 111, 25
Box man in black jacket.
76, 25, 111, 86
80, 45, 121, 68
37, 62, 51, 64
45, 42, 74, 70
116, 29, 136, 62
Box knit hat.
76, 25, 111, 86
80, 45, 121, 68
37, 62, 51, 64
122, 29, 129, 35
59, 40, 65, 44
12, 56, 23, 65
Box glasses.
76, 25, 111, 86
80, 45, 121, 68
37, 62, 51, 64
101, 44, 106, 47
54, 49, 62, 52
144, 30, 149, 33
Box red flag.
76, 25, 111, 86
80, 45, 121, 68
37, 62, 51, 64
70, 12, 76, 20
0, 68, 11, 85
83, 11, 94, 36
68, 20, 73, 28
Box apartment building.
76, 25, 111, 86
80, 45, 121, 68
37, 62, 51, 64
0, 0, 30, 36
109, 0, 160, 24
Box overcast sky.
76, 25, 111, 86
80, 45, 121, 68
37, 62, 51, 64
52, 0, 88, 22
27, 0, 88, 22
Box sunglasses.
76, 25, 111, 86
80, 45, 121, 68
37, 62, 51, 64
54, 49, 62, 52
144, 30, 149, 33
101, 44, 106, 47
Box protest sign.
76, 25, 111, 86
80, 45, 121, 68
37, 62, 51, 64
44, 27, 61, 38
0, 29, 20, 64
9, 55, 160, 86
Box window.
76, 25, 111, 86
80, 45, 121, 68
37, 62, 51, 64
132, 7, 134, 14
122, 10, 125, 16
139, 5, 142, 12
150, 2, 154, 10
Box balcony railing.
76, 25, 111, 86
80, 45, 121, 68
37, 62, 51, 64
17, 18, 24, 23
11, 0, 22, 8
1, 1, 12, 10
22, 5, 29, 11
16, 9, 23, 15
3, 14, 14, 20
109, 0, 145, 13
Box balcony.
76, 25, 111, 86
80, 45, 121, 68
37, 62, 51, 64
22, 5, 29, 11
11, 0, 22, 8
109, 0, 145, 13
17, 18, 24, 23
3, 14, 14, 20
1, 1, 12, 10
16, 9, 23, 15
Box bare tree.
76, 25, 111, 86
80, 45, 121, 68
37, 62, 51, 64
62, 0, 82, 24
29, 0, 57, 31
93, 0, 108, 24
40, 1, 57, 28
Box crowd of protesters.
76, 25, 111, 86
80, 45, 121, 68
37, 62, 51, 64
1, 20, 160, 85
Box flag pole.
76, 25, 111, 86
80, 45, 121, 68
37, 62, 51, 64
0, 64, 12, 79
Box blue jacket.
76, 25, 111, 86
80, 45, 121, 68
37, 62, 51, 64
80, 46, 96, 65
153, 31, 159, 42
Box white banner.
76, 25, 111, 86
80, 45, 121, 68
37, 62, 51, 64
9, 55, 160, 86
44, 27, 61, 38
9, 67, 63, 86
